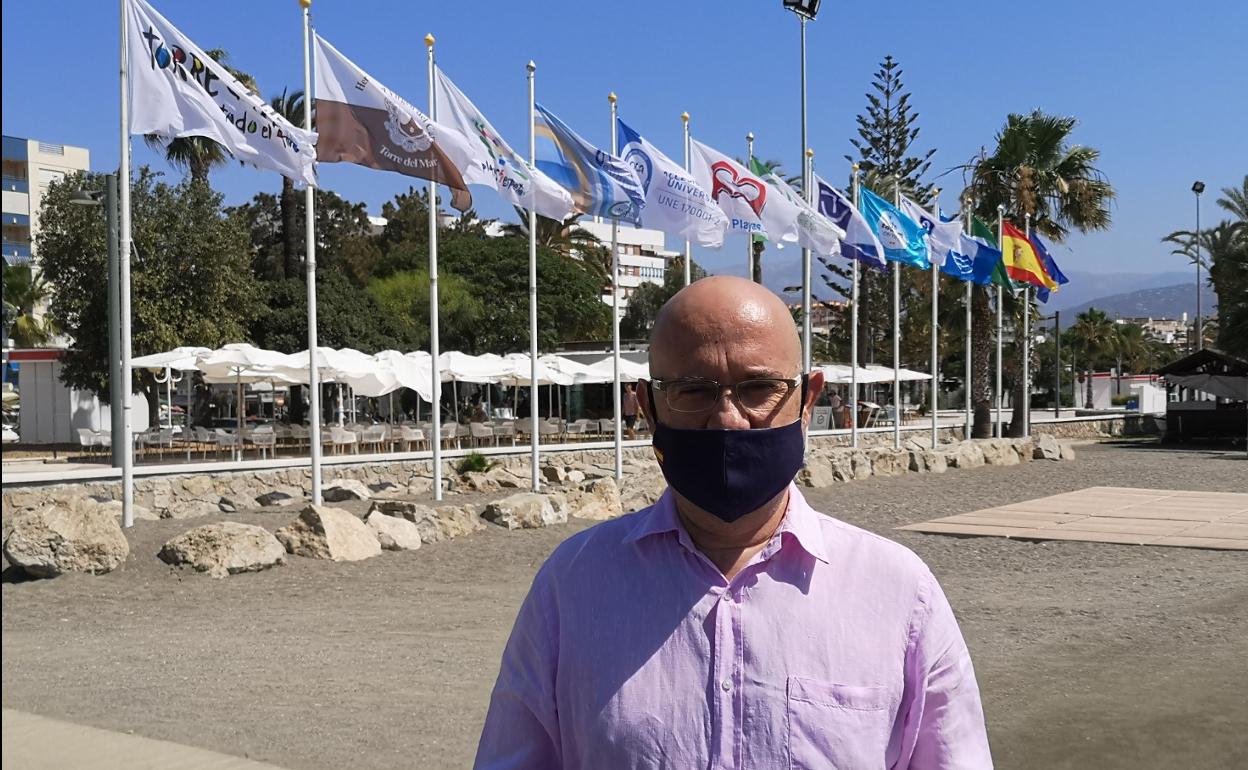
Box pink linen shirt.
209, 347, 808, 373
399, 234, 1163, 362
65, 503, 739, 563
474, 485, 992, 769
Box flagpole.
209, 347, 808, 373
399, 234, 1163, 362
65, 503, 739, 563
746, 131, 754, 281
427, 33, 444, 501
995, 204, 1004, 438
682, 111, 691, 287
850, 163, 860, 448
301, 0, 322, 506
1023, 212, 1032, 437
118, 0, 134, 528
929, 187, 940, 447
892, 174, 901, 450
802, 148, 813, 374
528, 61, 540, 491
609, 92, 623, 482
964, 194, 974, 440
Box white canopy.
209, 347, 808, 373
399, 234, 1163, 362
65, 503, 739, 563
195, 343, 307, 383
1163, 373, 1247, 401
818, 363, 880, 385
863, 364, 932, 383
132, 346, 212, 371
584, 357, 650, 383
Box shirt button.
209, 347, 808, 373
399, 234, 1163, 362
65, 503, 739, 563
721, 679, 732, 692
721, 592, 731, 602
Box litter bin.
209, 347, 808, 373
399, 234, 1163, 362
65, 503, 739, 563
1126, 399, 1138, 411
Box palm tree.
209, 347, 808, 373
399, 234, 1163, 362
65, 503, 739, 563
268, 87, 307, 280
1067, 309, 1115, 407
144, 49, 258, 186
2, 264, 57, 347
964, 111, 1114, 435
501, 210, 601, 255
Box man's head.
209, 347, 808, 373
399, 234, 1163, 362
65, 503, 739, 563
639, 276, 824, 431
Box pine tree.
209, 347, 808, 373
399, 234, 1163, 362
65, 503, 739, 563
822, 55, 935, 366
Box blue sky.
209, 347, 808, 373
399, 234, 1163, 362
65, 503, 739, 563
4, 0, 1246, 282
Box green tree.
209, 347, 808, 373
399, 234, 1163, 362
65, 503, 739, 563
143, 49, 258, 186
367, 269, 484, 351
965, 111, 1114, 435
268, 87, 308, 280
1066, 309, 1116, 407
2, 264, 57, 347
37, 168, 259, 421
250, 272, 413, 354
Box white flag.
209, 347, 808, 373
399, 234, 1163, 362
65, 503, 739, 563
690, 139, 767, 240
432, 68, 575, 221
760, 173, 845, 255
618, 120, 728, 248
126, 0, 316, 186
900, 195, 961, 269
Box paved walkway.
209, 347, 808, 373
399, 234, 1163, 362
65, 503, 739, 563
1, 709, 289, 770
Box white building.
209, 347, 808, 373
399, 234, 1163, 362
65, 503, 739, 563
576, 220, 677, 318
2, 135, 91, 268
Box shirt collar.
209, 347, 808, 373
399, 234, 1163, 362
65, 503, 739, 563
623, 483, 830, 565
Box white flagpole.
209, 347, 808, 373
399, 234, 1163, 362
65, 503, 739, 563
528, 61, 540, 491
850, 163, 860, 448
682, 111, 691, 287
892, 175, 901, 450
1023, 212, 1032, 437
609, 92, 622, 481
746, 131, 754, 280
995, 204, 1005, 438
802, 148, 813, 374
118, 0, 134, 528
930, 188, 940, 447
964, 196, 974, 440
427, 34, 444, 501
301, 0, 322, 505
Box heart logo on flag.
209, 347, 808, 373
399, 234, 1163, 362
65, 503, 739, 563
710, 161, 766, 216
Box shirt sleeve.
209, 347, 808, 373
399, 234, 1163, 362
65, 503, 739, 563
892, 569, 993, 769
473, 566, 562, 770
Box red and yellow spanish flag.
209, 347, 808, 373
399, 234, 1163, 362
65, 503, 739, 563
1000, 222, 1057, 290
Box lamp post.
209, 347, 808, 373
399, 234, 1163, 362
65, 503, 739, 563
783, 0, 819, 372
1191, 180, 1205, 351
1037, 311, 1061, 417
70, 176, 122, 468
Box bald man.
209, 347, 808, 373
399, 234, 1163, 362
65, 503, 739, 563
475, 277, 992, 769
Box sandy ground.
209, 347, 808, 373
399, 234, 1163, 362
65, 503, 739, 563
3, 440, 1247, 769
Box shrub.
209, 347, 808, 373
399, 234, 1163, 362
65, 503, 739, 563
456, 451, 494, 475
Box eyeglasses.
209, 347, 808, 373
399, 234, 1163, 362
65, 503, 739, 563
649, 375, 804, 415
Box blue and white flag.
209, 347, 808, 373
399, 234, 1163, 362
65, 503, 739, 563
535, 104, 644, 223
957, 233, 1005, 286
858, 187, 930, 269
617, 119, 727, 247
760, 173, 845, 256
814, 176, 887, 270
1031, 233, 1070, 303
900, 194, 962, 269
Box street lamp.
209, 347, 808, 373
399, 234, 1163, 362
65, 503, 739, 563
1191, 180, 1205, 351
782, 0, 819, 374
1038, 311, 1062, 417
783, 0, 821, 19
71, 175, 123, 468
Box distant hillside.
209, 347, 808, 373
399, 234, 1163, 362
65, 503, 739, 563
1060, 283, 1218, 320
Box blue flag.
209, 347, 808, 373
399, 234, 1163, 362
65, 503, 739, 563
1030, 233, 1070, 303
957, 233, 1006, 286
534, 103, 644, 223
858, 187, 930, 269
814, 176, 887, 270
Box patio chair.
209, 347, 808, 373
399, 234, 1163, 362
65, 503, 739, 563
469, 422, 496, 448
77, 428, 101, 457
599, 419, 617, 438
563, 419, 593, 441
359, 425, 388, 454
213, 428, 242, 460
538, 420, 563, 444
399, 425, 426, 452
330, 426, 358, 455
249, 427, 277, 460
492, 421, 517, 446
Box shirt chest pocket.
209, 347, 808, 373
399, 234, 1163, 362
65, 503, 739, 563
786, 676, 893, 770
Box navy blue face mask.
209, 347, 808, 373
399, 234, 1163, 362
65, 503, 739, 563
644, 378, 808, 523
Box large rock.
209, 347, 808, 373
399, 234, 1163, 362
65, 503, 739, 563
162, 499, 221, 519
540, 465, 567, 484
565, 469, 587, 485
322, 479, 373, 502
158, 522, 285, 578
461, 471, 501, 493
275, 505, 381, 562
620, 477, 665, 513
256, 491, 297, 507
481, 493, 565, 530
850, 452, 874, 480
870, 448, 910, 477
92, 499, 160, 522
432, 505, 487, 539
909, 449, 948, 474
367, 500, 483, 543
1059, 441, 1076, 461
1033, 434, 1062, 461
828, 452, 858, 482
980, 439, 1020, 466
566, 478, 623, 520
1011, 438, 1036, 463
3, 504, 130, 578
948, 441, 985, 469
364, 510, 422, 551
797, 461, 837, 488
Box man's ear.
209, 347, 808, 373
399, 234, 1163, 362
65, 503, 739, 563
802, 370, 825, 427
637, 379, 655, 425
